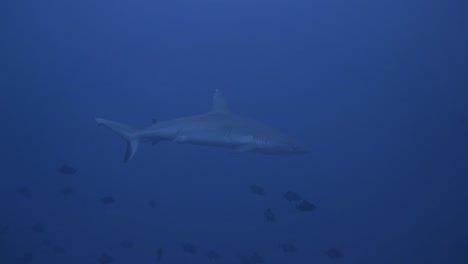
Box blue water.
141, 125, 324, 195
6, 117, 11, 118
1, 0, 467, 263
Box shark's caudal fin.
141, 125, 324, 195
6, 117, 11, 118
95, 118, 139, 163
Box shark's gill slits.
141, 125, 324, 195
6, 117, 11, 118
255, 136, 268, 148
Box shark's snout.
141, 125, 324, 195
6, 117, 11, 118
264, 138, 309, 155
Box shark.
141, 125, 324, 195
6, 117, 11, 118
96, 90, 308, 162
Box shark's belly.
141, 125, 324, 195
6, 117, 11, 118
150, 116, 256, 149
174, 128, 237, 147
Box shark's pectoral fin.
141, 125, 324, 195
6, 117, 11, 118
173, 133, 188, 143
152, 140, 160, 146
231, 145, 255, 153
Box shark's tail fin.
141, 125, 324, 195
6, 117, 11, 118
95, 118, 140, 163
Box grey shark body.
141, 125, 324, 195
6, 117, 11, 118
96, 90, 308, 162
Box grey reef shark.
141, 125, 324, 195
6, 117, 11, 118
96, 90, 308, 162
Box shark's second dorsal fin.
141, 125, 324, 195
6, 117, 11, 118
211, 89, 231, 113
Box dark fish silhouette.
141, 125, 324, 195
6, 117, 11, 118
32, 223, 46, 233
17, 187, 32, 198
120, 240, 134, 249
249, 186, 265, 196
101, 197, 115, 205
156, 247, 163, 262
207, 250, 221, 260
240, 256, 252, 264
17, 254, 33, 264
0, 225, 9, 235
58, 164, 77, 175
283, 191, 301, 202
251, 252, 263, 263
53, 245, 67, 254
325, 248, 344, 259
43, 239, 52, 247
296, 200, 316, 212
264, 208, 275, 222
240, 252, 263, 264
279, 243, 297, 253
149, 200, 157, 208
97, 253, 114, 264
182, 243, 197, 254
60, 186, 76, 196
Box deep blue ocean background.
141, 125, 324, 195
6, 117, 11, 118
1, 0, 467, 263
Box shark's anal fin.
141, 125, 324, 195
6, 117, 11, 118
231, 145, 255, 153
211, 89, 231, 113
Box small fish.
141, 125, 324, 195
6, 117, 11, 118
60, 186, 76, 196
97, 253, 114, 264
101, 197, 115, 205
156, 247, 163, 262
207, 250, 221, 260
264, 208, 275, 222
53, 245, 67, 254
283, 191, 301, 202
249, 186, 265, 196
43, 239, 52, 247
325, 248, 344, 259
296, 200, 316, 212
32, 223, 46, 233
240, 252, 263, 264
251, 252, 263, 263
17, 254, 33, 264
182, 243, 197, 254
0, 225, 9, 235
239, 256, 252, 264
17, 187, 32, 198
120, 240, 134, 249
279, 243, 297, 253
58, 164, 77, 175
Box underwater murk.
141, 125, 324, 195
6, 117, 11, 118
0, 0, 467, 264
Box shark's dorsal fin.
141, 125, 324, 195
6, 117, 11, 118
211, 89, 231, 113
